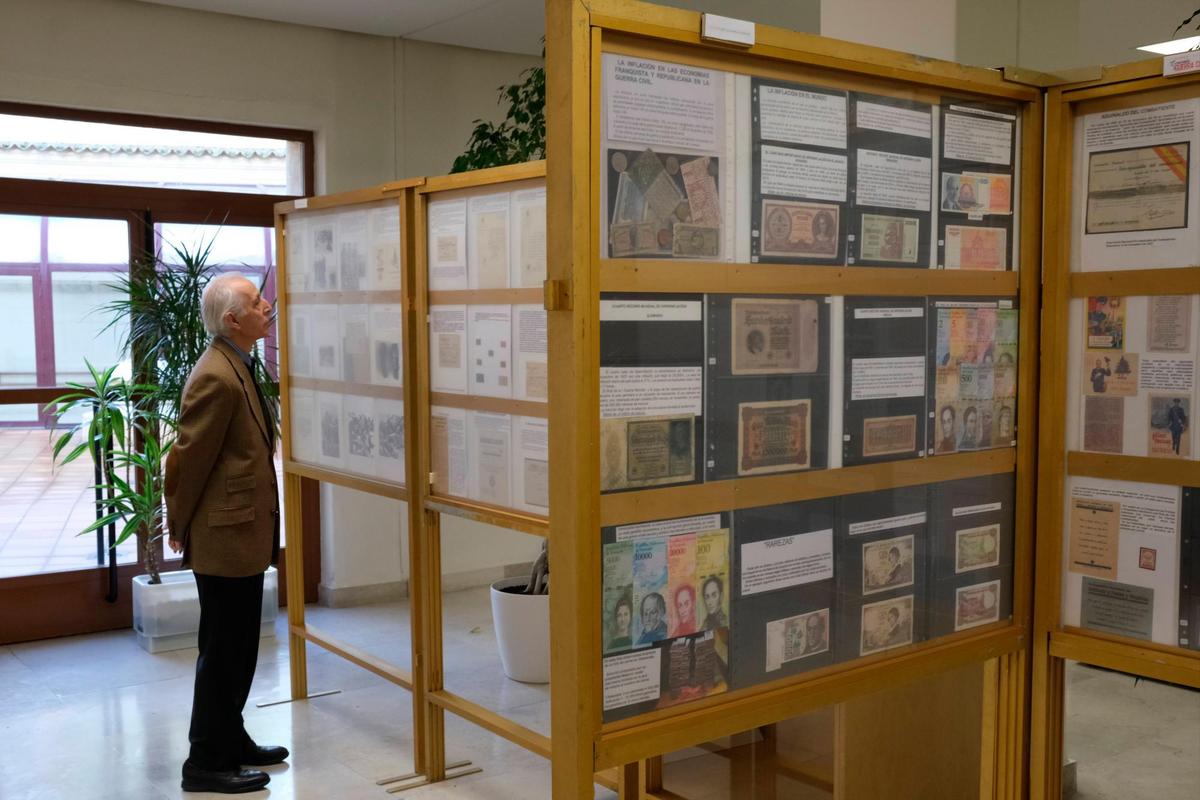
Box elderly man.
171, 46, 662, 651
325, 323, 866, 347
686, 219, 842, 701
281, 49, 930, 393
166, 272, 285, 794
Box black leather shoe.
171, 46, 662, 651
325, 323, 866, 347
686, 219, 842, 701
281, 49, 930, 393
181, 760, 270, 794
241, 744, 289, 767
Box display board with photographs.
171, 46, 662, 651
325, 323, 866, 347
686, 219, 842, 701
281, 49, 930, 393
1068, 294, 1199, 459
599, 474, 1015, 721
283, 200, 407, 486
425, 178, 549, 517
599, 55, 1022, 268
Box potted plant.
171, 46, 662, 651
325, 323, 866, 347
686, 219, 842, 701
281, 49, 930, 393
49, 233, 279, 652
490, 540, 550, 683
451, 44, 544, 173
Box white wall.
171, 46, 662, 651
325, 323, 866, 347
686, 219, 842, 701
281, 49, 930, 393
821, 0, 957, 61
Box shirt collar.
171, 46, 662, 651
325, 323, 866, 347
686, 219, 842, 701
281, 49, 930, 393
219, 336, 254, 368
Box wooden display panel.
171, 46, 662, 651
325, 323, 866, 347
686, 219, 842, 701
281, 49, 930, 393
1032, 61, 1200, 799
547, 1, 1042, 798
273, 179, 432, 776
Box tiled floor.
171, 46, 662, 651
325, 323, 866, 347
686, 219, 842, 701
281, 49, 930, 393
0, 587, 1195, 799
0, 428, 284, 578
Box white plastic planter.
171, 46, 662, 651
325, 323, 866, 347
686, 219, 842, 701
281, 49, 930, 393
132, 566, 278, 653
489, 577, 550, 683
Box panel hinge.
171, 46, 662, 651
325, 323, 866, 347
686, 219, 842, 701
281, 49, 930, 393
543, 279, 572, 311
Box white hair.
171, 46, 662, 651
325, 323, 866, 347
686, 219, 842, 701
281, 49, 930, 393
201, 272, 252, 338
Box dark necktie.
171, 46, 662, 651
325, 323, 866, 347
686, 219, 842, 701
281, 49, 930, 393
250, 355, 277, 451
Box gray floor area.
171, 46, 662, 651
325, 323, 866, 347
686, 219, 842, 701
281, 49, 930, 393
1064, 662, 1200, 800
0, 589, 1195, 799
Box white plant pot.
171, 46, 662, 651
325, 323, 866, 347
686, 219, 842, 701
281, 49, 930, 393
132, 567, 278, 654
489, 577, 550, 684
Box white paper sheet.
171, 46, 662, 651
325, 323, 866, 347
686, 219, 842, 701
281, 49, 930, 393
1062, 476, 1180, 645
339, 304, 370, 383
288, 388, 317, 464
855, 149, 932, 212
600, 367, 703, 420
309, 216, 338, 290
286, 307, 312, 378
429, 305, 468, 394
850, 356, 926, 401
316, 391, 345, 469
467, 305, 513, 398
343, 394, 378, 478
285, 215, 309, 292
375, 398, 405, 484
757, 84, 846, 149
337, 209, 369, 292
310, 305, 341, 381
367, 205, 402, 291
468, 411, 511, 507
943, 107, 1014, 165
511, 186, 546, 288
759, 145, 848, 202
428, 198, 467, 289
740, 530, 834, 596
514, 304, 547, 402
603, 649, 661, 711
468, 193, 510, 289
430, 405, 468, 498
369, 303, 403, 387
510, 416, 549, 515
604, 54, 722, 152
855, 100, 931, 139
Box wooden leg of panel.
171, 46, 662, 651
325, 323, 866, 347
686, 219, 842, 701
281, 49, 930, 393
406, 503, 427, 776
980, 658, 999, 800
755, 725, 778, 800
618, 761, 641, 799
422, 509, 447, 781
644, 756, 664, 792
283, 472, 308, 699
1029, 651, 1064, 800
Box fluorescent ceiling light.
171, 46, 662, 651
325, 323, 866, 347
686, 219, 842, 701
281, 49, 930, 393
1137, 36, 1200, 55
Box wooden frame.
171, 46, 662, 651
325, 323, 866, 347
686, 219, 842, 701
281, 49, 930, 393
547, 1, 1042, 797
273, 178, 431, 775
1031, 60, 1200, 800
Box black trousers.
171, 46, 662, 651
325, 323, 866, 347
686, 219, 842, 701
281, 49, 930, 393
188, 571, 264, 770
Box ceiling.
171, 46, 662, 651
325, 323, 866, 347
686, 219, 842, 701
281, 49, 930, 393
136, 0, 549, 56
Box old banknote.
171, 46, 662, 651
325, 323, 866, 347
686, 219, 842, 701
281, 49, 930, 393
944, 225, 1006, 270
862, 415, 918, 457
860, 594, 914, 655
955, 579, 1001, 630
731, 297, 819, 375
955, 524, 1001, 572
672, 224, 720, 257
765, 608, 829, 672
680, 155, 721, 226
602, 541, 635, 654
862, 535, 914, 595
1086, 143, 1189, 234
737, 399, 811, 476
610, 221, 658, 258
601, 414, 695, 491
859, 213, 919, 263
760, 199, 839, 259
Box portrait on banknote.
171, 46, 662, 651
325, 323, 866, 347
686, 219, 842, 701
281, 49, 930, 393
944, 225, 1006, 270
862, 535, 915, 595
730, 297, 819, 375
737, 399, 811, 476
601, 414, 696, 491
759, 199, 839, 260
955, 579, 1001, 630
940, 172, 989, 213
1086, 142, 1189, 234
955, 524, 1001, 573
765, 608, 830, 672
607, 147, 721, 258
862, 415, 917, 457
858, 213, 919, 264
860, 594, 914, 655
603, 541, 635, 653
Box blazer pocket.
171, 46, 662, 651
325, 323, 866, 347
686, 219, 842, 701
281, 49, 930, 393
208, 506, 256, 527
226, 474, 257, 493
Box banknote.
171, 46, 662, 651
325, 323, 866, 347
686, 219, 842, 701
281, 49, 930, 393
695, 529, 729, 632
941, 172, 990, 213
765, 608, 829, 671
600, 415, 695, 491
863, 535, 915, 595
1086, 143, 1188, 234
862, 414, 917, 457
859, 213, 919, 263
602, 541, 635, 653
672, 224, 719, 257
628, 148, 666, 192
955, 579, 1001, 630
612, 171, 647, 226
965, 171, 1012, 214
609, 222, 658, 257
760, 199, 839, 259
860, 594, 914, 655
730, 297, 819, 375
667, 534, 698, 637
956, 524, 1000, 573
944, 225, 1007, 270
680, 155, 721, 226
737, 399, 811, 476
632, 538, 668, 646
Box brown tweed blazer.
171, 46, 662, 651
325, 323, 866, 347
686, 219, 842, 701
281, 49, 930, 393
165, 338, 279, 577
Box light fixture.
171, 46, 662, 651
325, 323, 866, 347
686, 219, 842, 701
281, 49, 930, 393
1137, 35, 1200, 55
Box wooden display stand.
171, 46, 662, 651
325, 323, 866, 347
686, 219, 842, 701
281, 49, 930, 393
545, 1, 1041, 797
1032, 59, 1200, 799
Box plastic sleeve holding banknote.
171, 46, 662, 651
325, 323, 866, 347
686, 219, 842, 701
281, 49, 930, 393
599, 476, 1016, 720
937, 100, 1019, 271
283, 202, 408, 486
